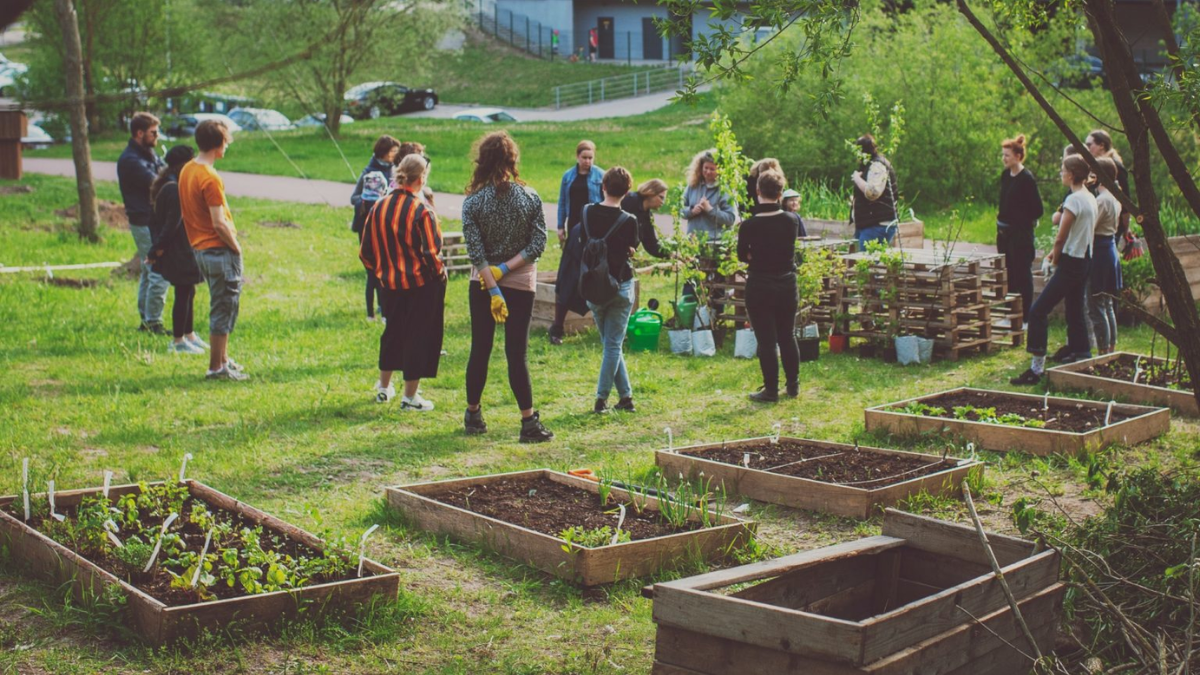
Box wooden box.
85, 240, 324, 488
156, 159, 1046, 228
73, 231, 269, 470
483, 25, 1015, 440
1048, 351, 1199, 417
0, 481, 399, 645
385, 469, 753, 586
655, 437, 981, 519
649, 509, 1062, 673
864, 387, 1170, 456
530, 272, 640, 335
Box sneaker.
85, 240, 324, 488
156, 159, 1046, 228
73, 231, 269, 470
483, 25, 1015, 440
549, 334, 563, 346
519, 411, 554, 443
614, 397, 636, 413
593, 398, 610, 414
171, 340, 205, 355
400, 393, 434, 411
1051, 345, 1073, 363
1009, 368, 1043, 385
464, 407, 487, 435
749, 387, 779, 403
144, 322, 169, 336
185, 334, 210, 350
206, 366, 249, 381
225, 358, 244, 372
785, 382, 799, 398
374, 382, 395, 403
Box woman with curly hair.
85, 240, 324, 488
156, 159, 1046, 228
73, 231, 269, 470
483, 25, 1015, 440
460, 131, 554, 443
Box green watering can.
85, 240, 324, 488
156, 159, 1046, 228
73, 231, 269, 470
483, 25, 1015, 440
626, 307, 664, 352
670, 296, 698, 330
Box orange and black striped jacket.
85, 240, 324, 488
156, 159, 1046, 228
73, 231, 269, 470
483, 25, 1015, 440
359, 188, 444, 290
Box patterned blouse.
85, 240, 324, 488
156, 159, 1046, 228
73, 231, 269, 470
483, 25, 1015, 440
461, 182, 548, 276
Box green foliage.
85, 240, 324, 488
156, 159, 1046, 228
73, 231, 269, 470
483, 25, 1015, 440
112, 535, 155, 577
796, 246, 845, 323
559, 525, 631, 550
900, 402, 946, 417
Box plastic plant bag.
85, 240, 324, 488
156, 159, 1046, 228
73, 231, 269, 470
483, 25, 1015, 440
669, 329, 693, 355
691, 329, 716, 357
734, 328, 758, 359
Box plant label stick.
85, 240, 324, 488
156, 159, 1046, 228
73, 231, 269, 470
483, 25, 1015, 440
664, 426, 673, 452
21, 458, 29, 522
611, 504, 627, 545
742, 453, 751, 468
47, 480, 65, 521
104, 519, 122, 548
357, 524, 380, 578
1043, 391, 1049, 411
1105, 400, 1115, 426
102, 470, 113, 499
191, 529, 213, 588
179, 453, 193, 483
771, 423, 781, 444
143, 512, 179, 573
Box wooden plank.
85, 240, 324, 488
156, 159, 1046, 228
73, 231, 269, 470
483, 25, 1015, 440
881, 509, 1034, 567
1048, 351, 1199, 417
732, 554, 878, 612
652, 662, 711, 675
897, 547, 989, 590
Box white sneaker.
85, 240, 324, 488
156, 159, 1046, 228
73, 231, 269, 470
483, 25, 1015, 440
185, 334, 210, 350
374, 382, 395, 403
171, 340, 205, 355
206, 366, 249, 382
400, 393, 434, 411
225, 358, 243, 372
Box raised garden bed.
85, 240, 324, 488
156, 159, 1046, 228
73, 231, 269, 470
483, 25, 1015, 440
647, 509, 1062, 674
385, 469, 754, 586
655, 437, 981, 519
0, 480, 398, 644
531, 271, 640, 335
865, 387, 1169, 456
1049, 351, 1198, 417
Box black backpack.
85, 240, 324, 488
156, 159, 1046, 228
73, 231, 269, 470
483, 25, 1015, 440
577, 205, 632, 305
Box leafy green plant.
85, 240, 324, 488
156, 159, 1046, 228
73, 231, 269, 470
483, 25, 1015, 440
900, 402, 946, 417
112, 535, 155, 578
559, 526, 630, 551
796, 247, 846, 326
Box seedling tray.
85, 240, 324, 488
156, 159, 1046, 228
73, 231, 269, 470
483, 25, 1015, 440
1048, 351, 1198, 417
385, 469, 754, 586
655, 437, 981, 519
648, 509, 1062, 673
864, 387, 1169, 456
0, 480, 398, 645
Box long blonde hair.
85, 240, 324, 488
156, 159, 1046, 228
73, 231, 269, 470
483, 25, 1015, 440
686, 149, 717, 188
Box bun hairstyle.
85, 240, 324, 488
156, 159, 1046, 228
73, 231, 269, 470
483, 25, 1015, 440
396, 153, 428, 186
756, 169, 786, 201
1095, 156, 1118, 184
1087, 129, 1124, 164
1001, 134, 1027, 160
602, 166, 632, 197
856, 134, 877, 158
749, 157, 782, 180
1063, 154, 1091, 184
576, 140, 596, 156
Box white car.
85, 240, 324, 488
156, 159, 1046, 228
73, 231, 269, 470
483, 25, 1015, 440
228, 107, 294, 131
21, 122, 53, 148
453, 108, 517, 124
0, 59, 27, 96
294, 113, 354, 128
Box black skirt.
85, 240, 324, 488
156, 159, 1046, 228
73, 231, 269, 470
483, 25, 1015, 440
378, 280, 446, 379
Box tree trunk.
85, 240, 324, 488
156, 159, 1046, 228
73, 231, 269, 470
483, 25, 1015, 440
53, 0, 100, 243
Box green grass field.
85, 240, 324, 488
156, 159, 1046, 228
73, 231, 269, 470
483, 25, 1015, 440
1, 173, 1196, 673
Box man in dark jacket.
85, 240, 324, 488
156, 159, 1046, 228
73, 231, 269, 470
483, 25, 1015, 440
118, 112, 169, 333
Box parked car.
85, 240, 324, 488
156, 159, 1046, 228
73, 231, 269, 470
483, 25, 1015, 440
21, 122, 53, 149
163, 113, 243, 138
344, 82, 438, 119
294, 112, 355, 128
453, 108, 518, 124
0, 58, 27, 97
228, 107, 294, 132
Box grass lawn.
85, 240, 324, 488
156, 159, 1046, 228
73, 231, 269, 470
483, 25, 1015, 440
1, 173, 1196, 673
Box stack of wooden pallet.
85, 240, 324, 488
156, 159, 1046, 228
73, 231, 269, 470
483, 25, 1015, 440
440, 231, 473, 275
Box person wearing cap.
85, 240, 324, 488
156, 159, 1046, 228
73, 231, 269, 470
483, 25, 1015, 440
781, 189, 808, 238
146, 145, 208, 354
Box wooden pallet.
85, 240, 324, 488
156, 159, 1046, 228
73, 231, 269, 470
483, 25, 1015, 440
440, 231, 472, 274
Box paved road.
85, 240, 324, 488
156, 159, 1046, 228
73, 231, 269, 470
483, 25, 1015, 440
409, 85, 709, 122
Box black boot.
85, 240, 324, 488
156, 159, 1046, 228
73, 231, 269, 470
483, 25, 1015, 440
519, 411, 554, 443
614, 397, 636, 412
784, 382, 799, 398
749, 386, 779, 403
593, 398, 610, 414
464, 407, 487, 435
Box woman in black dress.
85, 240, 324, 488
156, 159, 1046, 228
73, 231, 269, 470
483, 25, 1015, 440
147, 145, 207, 354
996, 134, 1044, 321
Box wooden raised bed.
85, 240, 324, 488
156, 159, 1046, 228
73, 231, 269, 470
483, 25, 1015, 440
864, 387, 1170, 456
648, 509, 1062, 674
655, 437, 981, 519
385, 469, 753, 586
531, 271, 640, 335
0, 480, 398, 645
1048, 351, 1198, 417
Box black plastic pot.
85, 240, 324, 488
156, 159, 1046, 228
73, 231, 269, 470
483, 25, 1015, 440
859, 343, 877, 359
798, 337, 821, 362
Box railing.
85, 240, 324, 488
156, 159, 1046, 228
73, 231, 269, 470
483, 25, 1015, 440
552, 67, 687, 109
471, 0, 564, 60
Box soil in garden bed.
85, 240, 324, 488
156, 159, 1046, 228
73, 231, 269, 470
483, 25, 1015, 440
1082, 354, 1193, 390
433, 475, 701, 543
899, 390, 1135, 432
682, 440, 958, 486
11, 491, 366, 606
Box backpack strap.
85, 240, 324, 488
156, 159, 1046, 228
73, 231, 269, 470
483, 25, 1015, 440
584, 204, 633, 242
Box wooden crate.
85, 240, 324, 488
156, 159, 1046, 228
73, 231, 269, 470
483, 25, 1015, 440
1048, 351, 1199, 417
439, 231, 472, 275
648, 509, 1061, 672
385, 469, 753, 587
864, 387, 1170, 456
530, 272, 640, 335
655, 437, 981, 519
0, 481, 399, 645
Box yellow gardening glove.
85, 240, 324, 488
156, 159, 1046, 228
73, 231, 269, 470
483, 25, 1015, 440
477, 263, 508, 290
488, 288, 509, 324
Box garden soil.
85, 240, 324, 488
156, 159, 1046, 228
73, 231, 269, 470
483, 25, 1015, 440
683, 440, 958, 486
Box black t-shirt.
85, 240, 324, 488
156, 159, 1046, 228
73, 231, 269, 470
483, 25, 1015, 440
737, 205, 800, 276
568, 170, 592, 230
997, 168, 1043, 230
581, 203, 639, 282
620, 192, 666, 259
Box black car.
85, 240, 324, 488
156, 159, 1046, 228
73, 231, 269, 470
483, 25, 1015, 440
344, 82, 438, 119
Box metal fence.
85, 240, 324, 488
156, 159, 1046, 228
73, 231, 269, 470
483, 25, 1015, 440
552, 67, 687, 109
474, 4, 563, 60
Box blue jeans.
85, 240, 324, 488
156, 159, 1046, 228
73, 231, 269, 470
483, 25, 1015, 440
855, 223, 897, 250
587, 278, 635, 400
130, 224, 170, 324
1027, 253, 1091, 357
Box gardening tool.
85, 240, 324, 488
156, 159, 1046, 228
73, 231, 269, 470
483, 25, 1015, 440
670, 295, 697, 330
627, 306, 664, 352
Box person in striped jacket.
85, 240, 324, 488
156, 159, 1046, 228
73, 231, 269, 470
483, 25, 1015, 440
359, 154, 446, 410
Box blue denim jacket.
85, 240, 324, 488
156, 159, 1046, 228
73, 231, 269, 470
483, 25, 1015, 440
556, 164, 604, 231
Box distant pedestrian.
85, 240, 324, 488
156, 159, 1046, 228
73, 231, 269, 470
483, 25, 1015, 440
1011, 154, 1097, 385
179, 119, 247, 381
118, 112, 170, 334
147, 145, 207, 355
746, 157, 782, 206
550, 140, 604, 344
849, 134, 900, 250
351, 134, 399, 321
588, 27, 598, 62
996, 134, 1043, 321
360, 154, 445, 410
1088, 157, 1122, 355
1085, 129, 1132, 244
461, 131, 554, 443
738, 170, 802, 402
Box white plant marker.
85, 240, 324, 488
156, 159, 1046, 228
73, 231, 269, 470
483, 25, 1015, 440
771, 423, 782, 444
611, 504, 627, 546
103, 519, 122, 548
143, 512, 179, 573
967, 442, 978, 462
102, 470, 113, 499
664, 426, 673, 452
742, 453, 751, 468
1133, 356, 1142, 384
357, 524, 380, 577
1043, 391, 1049, 411
178, 453, 193, 483
1104, 400, 1115, 427
47, 480, 65, 521
191, 529, 214, 588
21, 458, 30, 522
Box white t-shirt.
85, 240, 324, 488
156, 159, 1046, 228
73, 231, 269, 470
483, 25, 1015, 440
1094, 190, 1120, 237
1061, 189, 1098, 258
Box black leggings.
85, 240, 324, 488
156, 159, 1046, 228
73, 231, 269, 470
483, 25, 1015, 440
357, 229, 382, 317
172, 284, 195, 339
745, 274, 800, 391
467, 284, 535, 410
